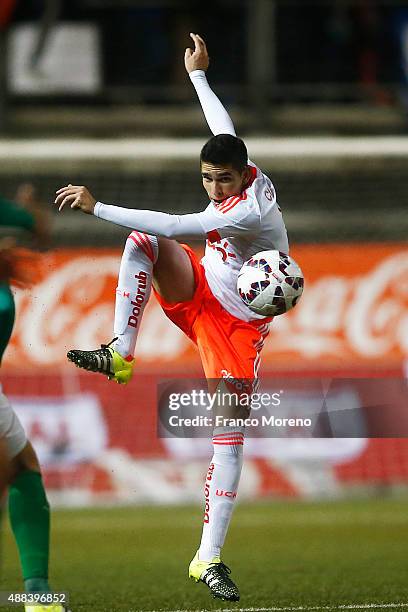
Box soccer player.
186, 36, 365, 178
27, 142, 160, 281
55, 33, 288, 602
0, 197, 70, 612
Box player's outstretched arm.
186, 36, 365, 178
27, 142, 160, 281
185, 33, 236, 137
55, 185, 258, 241
55, 184, 206, 238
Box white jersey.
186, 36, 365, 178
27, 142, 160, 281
93, 69, 289, 323
200, 163, 288, 321
95, 161, 288, 323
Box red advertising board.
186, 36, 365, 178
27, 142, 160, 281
4, 243, 407, 371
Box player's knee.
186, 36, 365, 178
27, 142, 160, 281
126, 232, 158, 264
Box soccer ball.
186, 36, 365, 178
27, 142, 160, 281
237, 250, 304, 316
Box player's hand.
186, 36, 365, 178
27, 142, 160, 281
184, 33, 209, 74
54, 185, 96, 214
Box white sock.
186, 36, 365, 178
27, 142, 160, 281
198, 427, 244, 562
113, 231, 158, 359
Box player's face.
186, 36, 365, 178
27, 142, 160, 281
201, 162, 250, 203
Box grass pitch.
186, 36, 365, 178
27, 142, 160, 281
1, 498, 408, 611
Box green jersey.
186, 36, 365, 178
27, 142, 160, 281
0, 197, 35, 361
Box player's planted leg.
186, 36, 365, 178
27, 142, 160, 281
67, 231, 158, 383
189, 391, 244, 601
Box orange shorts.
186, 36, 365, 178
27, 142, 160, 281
153, 245, 271, 385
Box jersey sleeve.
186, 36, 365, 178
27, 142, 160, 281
93, 194, 260, 242
189, 70, 236, 137
94, 201, 213, 240
0, 196, 35, 231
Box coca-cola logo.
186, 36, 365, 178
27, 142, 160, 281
347, 253, 408, 356
270, 251, 408, 359
9, 255, 184, 365
12, 255, 121, 364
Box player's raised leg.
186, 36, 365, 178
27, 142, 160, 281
67, 235, 195, 383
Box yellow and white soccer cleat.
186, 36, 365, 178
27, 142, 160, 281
189, 550, 240, 601
67, 338, 134, 384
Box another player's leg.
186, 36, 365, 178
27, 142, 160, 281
67, 233, 195, 383
189, 381, 243, 601
0, 266, 69, 609
9, 442, 50, 594
8, 441, 71, 612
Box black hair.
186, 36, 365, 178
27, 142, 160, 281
200, 134, 248, 173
